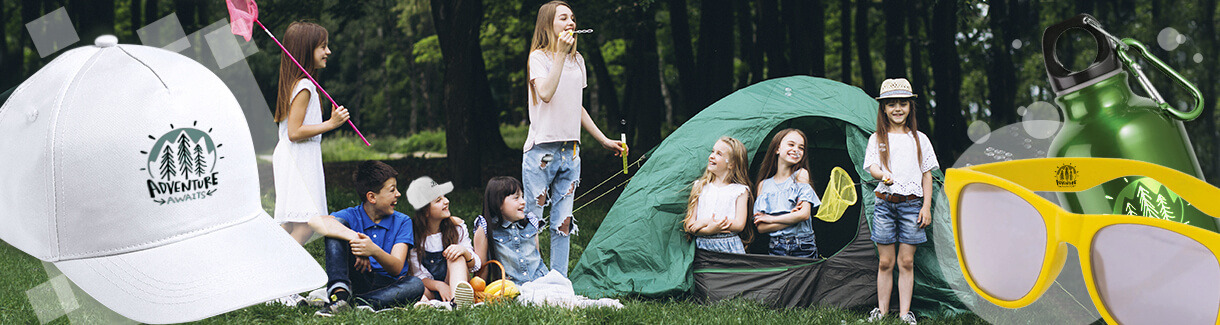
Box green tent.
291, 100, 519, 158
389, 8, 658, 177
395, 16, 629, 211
570, 76, 970, 316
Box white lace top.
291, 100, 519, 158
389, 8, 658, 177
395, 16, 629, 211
863, 132, 939, 196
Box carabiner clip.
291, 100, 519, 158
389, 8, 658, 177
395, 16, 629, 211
1115, 38, 1204, 121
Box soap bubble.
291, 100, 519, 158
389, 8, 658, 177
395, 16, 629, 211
1012, 39, 1023, 50
968, 121, 992, 144
1195, 53, 1204, 63
1158, 28, 1182, 51
1022, 101, 1061, 139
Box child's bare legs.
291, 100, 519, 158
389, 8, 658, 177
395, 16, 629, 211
876, 243, 896, 315
445, 247, 469, 298
282, 222, 314, 246
897, 243, 917, 316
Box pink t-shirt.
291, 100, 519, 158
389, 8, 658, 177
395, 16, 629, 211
525, 49, 587, 151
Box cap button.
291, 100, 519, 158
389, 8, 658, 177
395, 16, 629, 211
95, 35, 118, 48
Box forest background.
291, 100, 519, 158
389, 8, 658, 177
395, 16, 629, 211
3, 0, 1219, 189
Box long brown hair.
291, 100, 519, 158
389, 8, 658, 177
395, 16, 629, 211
527, 1, 577, 105
874, 98, 922, 172
481, 176, 523, 265
412, 200, 461, 277
754, 129, 812, 190
273, 21, 328, 123
685, 137, 753, 242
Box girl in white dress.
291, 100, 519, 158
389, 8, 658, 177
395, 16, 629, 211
272, 21, 349, 245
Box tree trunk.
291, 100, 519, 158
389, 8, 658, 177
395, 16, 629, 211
695, 0, 733, 111
810, 0, 825, 76
0, 0, 12, 90
145, 0, 158, 24
431, 0, 508, 188
21, 0, 40, 78
839, 0, 852, 84
908, 0, 931, 131
174, 0, 195, 32
882, 0, 905, 79
930, 0, 966, 165
737, 0, 763, 86
784, 0, 810, 75
986, 0, 1017, 126
855, 0, 876, 96
624, 4, 664, 157
757, 0, 788, 77
77, 0, 115, 45
585, 35, 621, 131
667, 0, 697, 120
1201, 0, 1218, 180
129, 0, 141, 42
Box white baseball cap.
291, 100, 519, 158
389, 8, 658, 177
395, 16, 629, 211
0, 35, 324, 324
406, 176, 454, 210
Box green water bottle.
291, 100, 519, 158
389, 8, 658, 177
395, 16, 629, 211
1041, 14, 1218, 232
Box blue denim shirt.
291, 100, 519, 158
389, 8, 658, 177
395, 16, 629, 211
475, 214, 549, 283
754, 174, 820, 238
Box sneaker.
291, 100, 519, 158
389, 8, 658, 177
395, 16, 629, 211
866, 308, 885, 322
265, 293, 304, 307
453, 282, 476, 309
314, 300, 350, 317
900, 312, 917, 325
413, 299, 453, 311
305, 288, 328, 307
354, 302, 393, 313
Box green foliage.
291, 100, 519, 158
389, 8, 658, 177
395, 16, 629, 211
413, 35, 443, 65
320, 132, 447, 163
401, 129, 447, 153
500, 123, 530, 150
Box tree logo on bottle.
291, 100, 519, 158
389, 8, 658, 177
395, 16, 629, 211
140, 122, 223, 205
1113, 177, 1188, 225
1055, 164, 1078, 188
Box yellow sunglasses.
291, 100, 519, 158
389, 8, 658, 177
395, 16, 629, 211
946, 157, 1220, 325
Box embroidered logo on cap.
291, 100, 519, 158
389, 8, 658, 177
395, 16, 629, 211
141, 122, 223, 204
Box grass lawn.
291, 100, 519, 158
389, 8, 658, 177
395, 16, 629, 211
0, 154, 989, 324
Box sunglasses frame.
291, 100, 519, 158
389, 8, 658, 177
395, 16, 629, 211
945, 157, 1220, 324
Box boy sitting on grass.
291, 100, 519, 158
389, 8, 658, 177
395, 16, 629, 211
308, 160, 424, 315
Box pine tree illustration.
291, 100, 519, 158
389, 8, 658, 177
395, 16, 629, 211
194, 143, 207, 176
177, 133, 193, 180
159, 145, 176, 180
1156, 193, 1174, 222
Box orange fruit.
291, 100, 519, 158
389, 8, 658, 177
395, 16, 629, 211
471, 276, 486, 292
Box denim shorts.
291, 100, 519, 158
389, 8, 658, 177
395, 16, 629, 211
769, 233, 818, 258
871, 196, 927, 245
696, 233, 745, 254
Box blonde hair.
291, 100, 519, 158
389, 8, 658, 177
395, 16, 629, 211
685, 137, 752, 239
527, 1, 577, 105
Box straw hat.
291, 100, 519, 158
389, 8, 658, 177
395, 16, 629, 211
876, 78, 918, 99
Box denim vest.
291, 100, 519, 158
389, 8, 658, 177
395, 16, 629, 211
489, 218, 549, 283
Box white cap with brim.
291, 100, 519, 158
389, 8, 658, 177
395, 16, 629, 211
0, 36, 325, 324
407, 176, 454, 211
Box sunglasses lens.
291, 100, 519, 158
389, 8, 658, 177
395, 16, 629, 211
1092, 224, 1220, 325
959, 183, 1047, 301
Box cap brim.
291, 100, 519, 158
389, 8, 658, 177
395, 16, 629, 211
54, 213, 325, 324
875, 94, 918, 100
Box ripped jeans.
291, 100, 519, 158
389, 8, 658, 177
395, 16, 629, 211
522, 141, 581, 276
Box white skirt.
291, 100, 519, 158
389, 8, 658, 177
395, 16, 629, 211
272, 136, 327, 223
